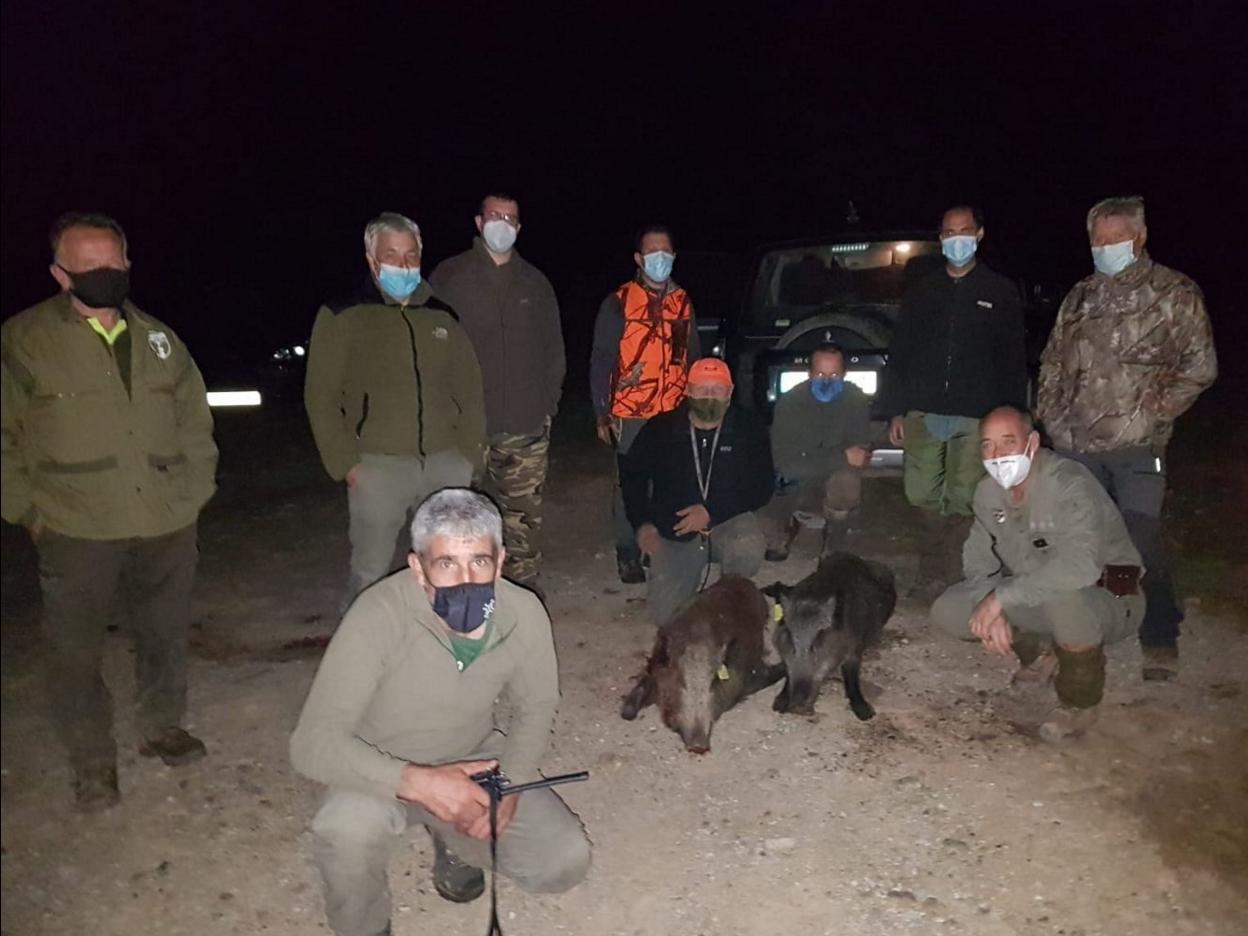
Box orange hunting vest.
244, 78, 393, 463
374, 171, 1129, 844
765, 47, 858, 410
609, 280, 695, 420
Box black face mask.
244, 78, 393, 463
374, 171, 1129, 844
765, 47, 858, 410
432, 581, 496, 634
61, 266, 130, 309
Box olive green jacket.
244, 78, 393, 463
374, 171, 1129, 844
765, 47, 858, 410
963, 448, 1142, 611
303, 280, 486, 481
290, 571, 559, 798
1, 294, 217, 539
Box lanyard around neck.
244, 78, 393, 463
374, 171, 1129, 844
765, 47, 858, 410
689, 421, 722, 501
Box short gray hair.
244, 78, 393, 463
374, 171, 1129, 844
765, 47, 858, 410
410, 488, 503, 556
364, 212, 423, 258
1086, 196, 1146, 235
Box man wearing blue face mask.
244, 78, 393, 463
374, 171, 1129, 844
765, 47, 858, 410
878, 205, 1027, 601
291, 488, 590, 936
1038, 196, 1216, 681
306, 213, 487, 612
764, 343, 872, 559
590, 224, 700, 584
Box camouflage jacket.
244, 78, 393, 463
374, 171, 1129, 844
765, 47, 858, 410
1037, 254, 1216, 453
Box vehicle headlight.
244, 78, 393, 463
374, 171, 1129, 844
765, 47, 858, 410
271, 344, 306, 362
207, 390, 263, 408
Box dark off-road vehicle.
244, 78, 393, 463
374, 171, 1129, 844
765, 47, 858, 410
727, 231, 944, 469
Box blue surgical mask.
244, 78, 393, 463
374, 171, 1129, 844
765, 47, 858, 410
432, 581, 496, 634
810, 376, 845, 403
642, 251, 675, 283
941, 235, 978, 267
377, 264, 421, 301
1091, 240, 1136, 277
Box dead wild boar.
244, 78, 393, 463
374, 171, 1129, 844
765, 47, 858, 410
764, 551, 897, 720
620, 576, 785, 754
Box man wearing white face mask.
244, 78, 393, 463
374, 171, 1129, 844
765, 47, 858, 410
306, 212, 486, 611
878, 205, 1027, 601
931, 407, 1145, 742
590, 224, 701, 584
431, 194, 566, 591
1038, 196, 1216, 680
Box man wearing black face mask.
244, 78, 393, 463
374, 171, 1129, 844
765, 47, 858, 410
291, 488, 590, 936
765, 343, 872, 560
620, 358, 774, 626
1, 213, 218, 811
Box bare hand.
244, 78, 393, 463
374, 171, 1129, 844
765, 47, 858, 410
465, 790, 520, 841
396, 760, 497, 839
845, 446, 870, 469
345, 464, 363, 488
636, 524, 663, 557
980, 616, 1014, 656
969, 592, 1012, 656
888, 416, 906, 447
673, 503, 711, 536
595, 416, 616, 446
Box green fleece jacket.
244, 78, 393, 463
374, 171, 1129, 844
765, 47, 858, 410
770, 379, 871, 481
289, 572, 560, 799
303, 280, 486, 481
1, 294, 217, 539
963, 448, 1142, 611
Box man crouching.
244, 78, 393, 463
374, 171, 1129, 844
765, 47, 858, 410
291, 488, 590, 936
930, 407, 1146, 742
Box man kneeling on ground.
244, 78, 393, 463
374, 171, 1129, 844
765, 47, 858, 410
290, 488, 590, 936
930, 406, 1146, 742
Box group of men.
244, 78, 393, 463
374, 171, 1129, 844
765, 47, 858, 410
0, 193, 1216, 936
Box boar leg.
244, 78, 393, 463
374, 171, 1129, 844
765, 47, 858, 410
620, 673, 657, 720
842, 659, 875, 720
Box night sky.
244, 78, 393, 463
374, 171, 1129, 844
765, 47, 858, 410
2, 1, 1244, 390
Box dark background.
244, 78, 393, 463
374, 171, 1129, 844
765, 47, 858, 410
2, 1, 1244, 395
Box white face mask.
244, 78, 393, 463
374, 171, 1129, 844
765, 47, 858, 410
983, 441, 1035, 490
482, 219, 518, 254
1091, 239, 1136, 276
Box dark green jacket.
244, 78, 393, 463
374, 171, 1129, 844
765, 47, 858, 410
303, 280, 486, 481
290, 571, 559, 798
771, 379, 871, 482
1, 294, 217, 539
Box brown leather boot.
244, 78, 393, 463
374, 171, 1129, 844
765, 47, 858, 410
139, 727, 207, 766
1040, 644, 1106, 742
74, 765, 120, 813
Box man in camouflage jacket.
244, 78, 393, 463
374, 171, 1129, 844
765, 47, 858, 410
1037, 196, 1216, 677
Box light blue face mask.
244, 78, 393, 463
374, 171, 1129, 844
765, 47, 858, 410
810, 376, 845, 403
941, 235, 978, 267
1091, 240, 1136, 277
642, 251, 675, 283
377, 264, 421, 300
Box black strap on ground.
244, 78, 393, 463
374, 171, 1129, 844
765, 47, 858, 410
476, 769, 590, 936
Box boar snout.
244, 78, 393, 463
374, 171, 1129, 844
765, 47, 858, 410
775, 676, 819, 715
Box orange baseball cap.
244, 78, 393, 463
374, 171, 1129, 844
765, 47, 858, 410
687, 357, 733, 387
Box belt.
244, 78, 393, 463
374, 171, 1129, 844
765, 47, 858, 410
1096, 564, 1142, 598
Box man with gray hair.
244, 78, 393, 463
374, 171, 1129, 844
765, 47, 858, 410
1038, 196, 1216, 680
291, 488, 590, 936
305, 212, 487, 610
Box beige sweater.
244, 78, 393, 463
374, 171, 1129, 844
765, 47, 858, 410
290, 571, 559, 799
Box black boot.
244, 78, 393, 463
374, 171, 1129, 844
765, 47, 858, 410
139, 727, 207, 766
616, 555, 645, 584
431, 834, 485, 903
819, 511, 850, 558
73, 764, 120, 813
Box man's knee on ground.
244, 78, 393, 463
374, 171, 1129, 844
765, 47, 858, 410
929, 585, 978, 638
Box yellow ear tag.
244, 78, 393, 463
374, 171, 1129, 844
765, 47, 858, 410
772, 603, 784, 622
716, 664, 731, 681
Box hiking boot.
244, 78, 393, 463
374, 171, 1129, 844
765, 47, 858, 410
617, 556, 646, 584
765, 516, 801, 563
74, 765, 120, 813
431, 835, 485, 903
1038, 705, 1099, 743
1141, 644, 1179, 682
139, 727, 207, 766
819, 516, 850, 558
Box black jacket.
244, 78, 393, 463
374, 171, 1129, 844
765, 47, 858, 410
878, 262, 1027, 420
621, 403, 773, 542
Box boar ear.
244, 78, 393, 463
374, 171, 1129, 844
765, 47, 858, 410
621, 673, 657, 720
759, 581, 789, 600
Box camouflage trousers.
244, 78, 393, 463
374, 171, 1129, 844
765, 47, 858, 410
483, 420, 552, 584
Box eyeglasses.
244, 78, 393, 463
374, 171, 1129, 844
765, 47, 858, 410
482, 209, 520, 225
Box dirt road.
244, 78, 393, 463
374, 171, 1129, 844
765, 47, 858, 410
2, 408, 1245, 936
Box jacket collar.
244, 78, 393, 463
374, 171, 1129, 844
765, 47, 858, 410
471, 235, 524, 271
362, 276, 437, 309
52, 291, 141, 327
